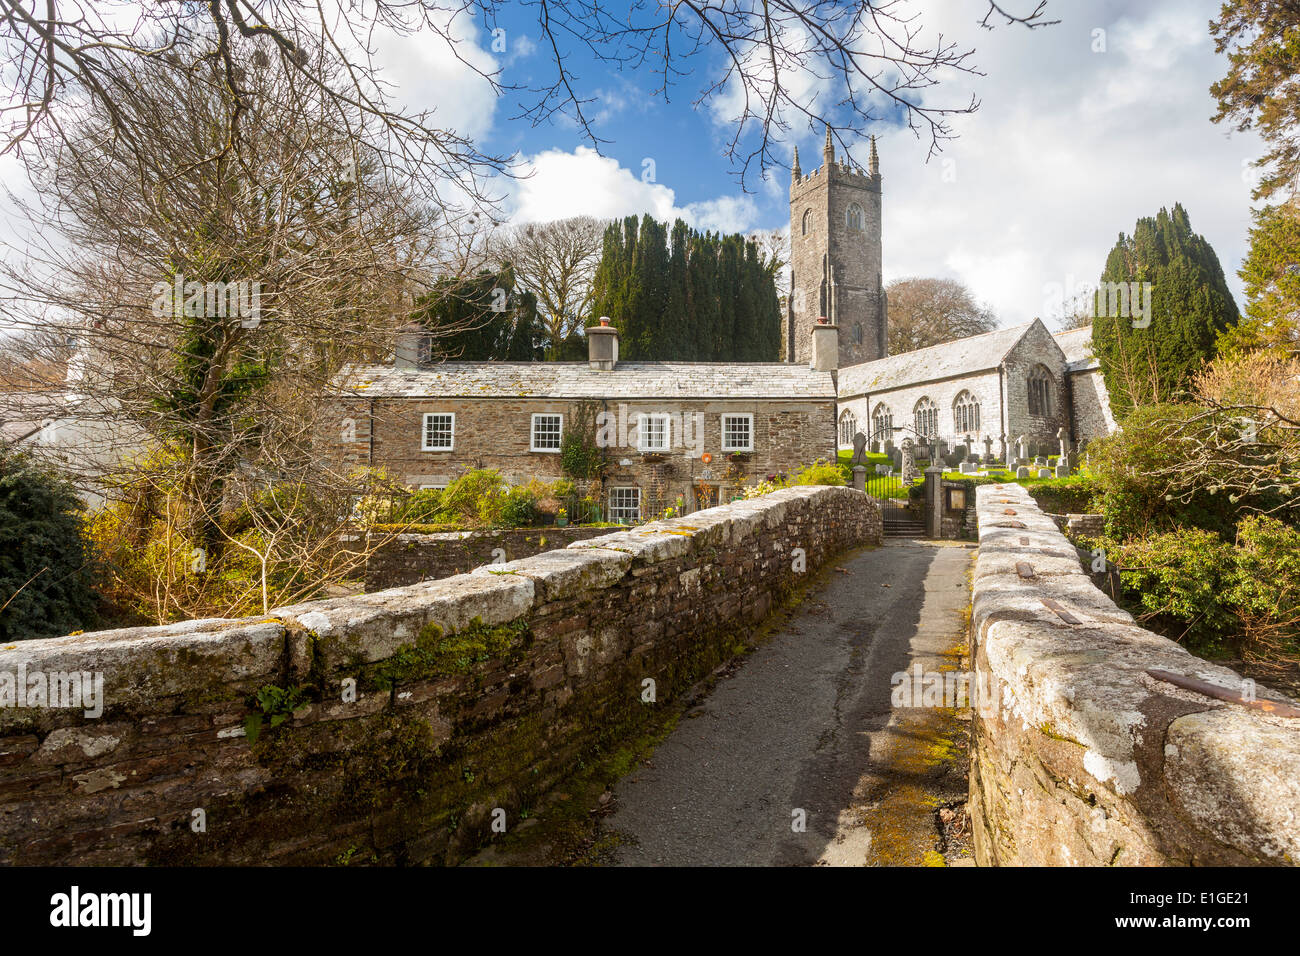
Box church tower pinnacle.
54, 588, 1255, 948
822, 124, 834, 166
792, 145, 801, 181
869, 134, 879, 178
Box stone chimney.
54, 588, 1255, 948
394, 323, 424, 368
588, 316, 619, 370
810, 316, 838, 371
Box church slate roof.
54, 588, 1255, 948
1053, 326, 1099, 372
332, 362, 837, 400
837, 322, 1034, 397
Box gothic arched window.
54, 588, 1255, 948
872, 403, 893, 444
838, 410, 857, 447
1027, 365, 1054, 417
801, 209, 812, 235
846, 203, 864, 231
853, 323, 863, 344
953, 391, 980, 434
914, 397, 938, 439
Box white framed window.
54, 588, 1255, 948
530, 413, 563, 452
422, 412, 455, 451
609, 486, 641, 524
721, 413, 753, 452
417, 483, 447, 491
637, 413, 670, 452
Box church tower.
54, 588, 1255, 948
785, 127, 887, 366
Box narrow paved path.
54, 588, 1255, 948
604, 539, 974, 866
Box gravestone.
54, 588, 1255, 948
1057, 426, 1070, 460
983, 435, 995, 464
1016, 434, 1029, 465
901, 438, 919, 485
959, 461, 978, 475
851, 431, 868, 467
1016, 466, 1031, 479
1038, 468, 1052, 478
1055, 463, 1069, 478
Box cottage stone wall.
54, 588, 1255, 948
0, 487, 880, 866
970, 483, 1300, 865
323, 397, 836, 518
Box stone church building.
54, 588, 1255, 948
325, 127, 1115, 522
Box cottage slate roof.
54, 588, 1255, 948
332, 362, 837, 400
837, 322, 1033, 397
1053, 326, 1099, 372
0, 390, 66, 444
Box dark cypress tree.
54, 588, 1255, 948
688, 233, 719, 361
411, 267, 545, 361
666, 219, 691, 358
587, 214, 781, 361
716, 234, 743, 359
1092, 203, 1240, 418
628, 214, 670, 359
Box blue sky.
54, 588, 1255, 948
0, 0, 1267, 327
387, 0, 1263, 327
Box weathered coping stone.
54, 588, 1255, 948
0, 485, 881, 865
969, 483, 1300, 866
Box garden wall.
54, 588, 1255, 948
365, 527, 614, 590
0, 486, 880, 866
969, 483, 1300, 866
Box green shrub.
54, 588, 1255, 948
1027, 474, 1100, 515
1088, 403, 1259, 539
791, 458, 846, 487
394, 488, 444, 524
498, 487, 539, 527
1227, 515, 1300, 658
1106, 528, 1239, 654
436, 468, 506, 523
0, 451, 99, 640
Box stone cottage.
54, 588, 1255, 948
325, 321, 841, 522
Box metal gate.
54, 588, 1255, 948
864, 471, 927, 538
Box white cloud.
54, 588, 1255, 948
504, 146, 761, 233
849, 0, 1262, 326
373, 10, 499, 142
511, 34, 538, 60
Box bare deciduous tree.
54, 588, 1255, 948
885, 276, 998, 354
490, 216, 606, 353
